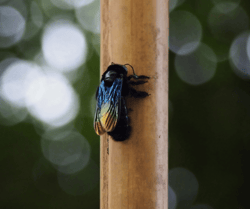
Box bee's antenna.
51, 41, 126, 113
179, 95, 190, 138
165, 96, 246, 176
124, 63, 137, 75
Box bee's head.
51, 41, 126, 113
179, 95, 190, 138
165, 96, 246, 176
102, 64, 128, 84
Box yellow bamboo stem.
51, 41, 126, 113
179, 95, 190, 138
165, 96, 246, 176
100, 0, 169, 208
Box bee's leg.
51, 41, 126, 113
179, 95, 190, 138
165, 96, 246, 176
127, 74, 150, 80
128, 80, 148, 85
129, 86, 149, 98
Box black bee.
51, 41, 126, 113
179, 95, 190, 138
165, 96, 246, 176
94, 62, 150, 141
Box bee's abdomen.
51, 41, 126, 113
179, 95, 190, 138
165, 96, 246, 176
108, 98, 131, 141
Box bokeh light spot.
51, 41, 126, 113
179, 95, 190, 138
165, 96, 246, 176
208, 4, 248, 43
230, 31, 250, 79
5, 0, 27, 19
0, 5, 26, 48
169, 167, 199, 209
176, 0, 185, 7
41, 130, 91, 174
30, 2, 43, 28
42, 20, 87, 72
57, 158, 99, 195
51, 0, 95, 10
170, 10, 202, 55
169, 0, 178, 12
0, 97, 27, 126
245, 34, 250, 75
175, 43, 217, 85
211, 0, 240, 13
26, 71, 79, 127
23, 1, 44, 40
169, 185, 177, 209
0, 59, 39, 107
76, 0, 100, 33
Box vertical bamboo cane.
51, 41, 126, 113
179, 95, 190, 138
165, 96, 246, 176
100, 0, 169, 208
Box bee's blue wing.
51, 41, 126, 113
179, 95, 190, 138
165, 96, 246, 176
94, 78, 123, 135
94, 92, 106, 135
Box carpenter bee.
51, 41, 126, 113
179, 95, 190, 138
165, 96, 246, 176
94, 62, 150, 141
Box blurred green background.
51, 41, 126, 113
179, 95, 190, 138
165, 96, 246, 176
1, 0, 250, 208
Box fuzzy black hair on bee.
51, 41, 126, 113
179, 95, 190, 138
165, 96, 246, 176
94, 62, 150, 141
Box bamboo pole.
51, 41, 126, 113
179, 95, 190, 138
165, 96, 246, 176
100, 0, 169, 208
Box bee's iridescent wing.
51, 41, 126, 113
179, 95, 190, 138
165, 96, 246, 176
94, 93, 106, 135
94, 78, 123, 135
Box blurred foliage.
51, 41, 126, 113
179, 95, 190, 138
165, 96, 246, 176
169, 1, 250, 209
0, 0, 100, 208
